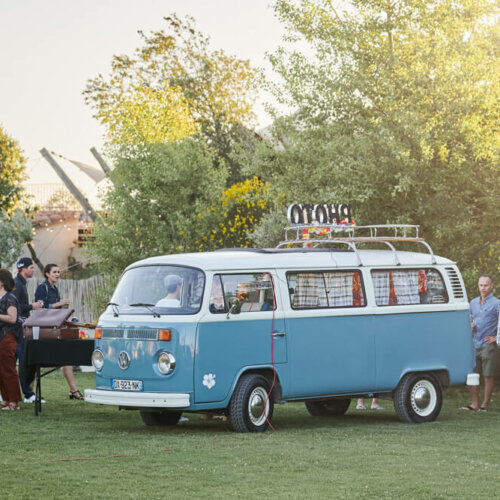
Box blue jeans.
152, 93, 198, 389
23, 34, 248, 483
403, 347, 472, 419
15, 337, 35, 399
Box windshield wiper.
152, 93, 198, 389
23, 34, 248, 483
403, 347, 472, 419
129, 303, 161, 318
107, 302, 120, 317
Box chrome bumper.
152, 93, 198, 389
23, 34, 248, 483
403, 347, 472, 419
84, 389, 190, 408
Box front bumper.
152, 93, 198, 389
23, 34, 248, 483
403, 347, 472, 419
84, 389, 190, 408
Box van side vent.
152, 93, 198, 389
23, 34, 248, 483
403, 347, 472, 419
445, 267, 465, 299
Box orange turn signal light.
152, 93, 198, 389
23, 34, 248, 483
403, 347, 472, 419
95, 328, 102, 339
158, 329, 172, 341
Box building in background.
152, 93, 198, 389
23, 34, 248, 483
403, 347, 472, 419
21, 154, 108, 277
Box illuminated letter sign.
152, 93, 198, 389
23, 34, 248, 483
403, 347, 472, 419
287, 204, 352, 225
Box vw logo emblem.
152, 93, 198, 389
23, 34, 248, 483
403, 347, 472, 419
118, 351, 130, 370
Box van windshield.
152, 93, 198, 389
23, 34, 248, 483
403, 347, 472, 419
109, 265, 205, 315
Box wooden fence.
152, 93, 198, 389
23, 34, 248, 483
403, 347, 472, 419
27, 274, 105, 324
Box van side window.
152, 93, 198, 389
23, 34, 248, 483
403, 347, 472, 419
211, 273, 275, 313
209, 275, 226, 314
371, 269, 448, 306
288, 271, 365, 309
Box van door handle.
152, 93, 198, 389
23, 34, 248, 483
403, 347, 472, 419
272, 331, 286, 337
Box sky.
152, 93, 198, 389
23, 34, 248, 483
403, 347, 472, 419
0, 0, 286, 189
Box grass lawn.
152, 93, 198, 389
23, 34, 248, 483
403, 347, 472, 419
2, 371, 499, 499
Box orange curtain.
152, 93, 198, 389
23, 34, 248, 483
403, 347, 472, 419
389, 271, 398, 305
352, 272, 362, 306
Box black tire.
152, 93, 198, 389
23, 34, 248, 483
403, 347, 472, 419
305, 398, 351, 417
394, 373, 442, 423
140, 410, 182, 426
229, 374, 274, 433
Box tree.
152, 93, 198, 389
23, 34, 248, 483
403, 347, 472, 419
84, 14, 259, 183
257, 0, 500, 293
0, 125, 26, 213
0, 210, 32, 268
0, 126, 32, 267
90, 139, 228, 277
45, 188, 81, 210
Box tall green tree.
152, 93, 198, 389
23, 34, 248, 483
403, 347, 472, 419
84, 14, 259, 184
0, 210, 32, 268
0, 125, 26, 213
0, 126, 32, 267
257, 0, 500, 292
91, 139, 228, 277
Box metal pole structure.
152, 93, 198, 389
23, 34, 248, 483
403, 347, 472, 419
39, 148, 98, 221
90, 147, 112, 177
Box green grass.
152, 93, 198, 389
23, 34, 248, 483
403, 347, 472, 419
2, 371, 500, 499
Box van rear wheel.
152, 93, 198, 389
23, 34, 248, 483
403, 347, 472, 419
140, 410, 182, 426
394, 373, 442, 423
305, 398, 351, 417
230, 374, 273, 433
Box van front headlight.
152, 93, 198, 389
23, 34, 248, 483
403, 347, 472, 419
158, 352, 176, 375
92, 350, 104, 371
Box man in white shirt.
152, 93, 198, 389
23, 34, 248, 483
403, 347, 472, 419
156, 275, 182, 307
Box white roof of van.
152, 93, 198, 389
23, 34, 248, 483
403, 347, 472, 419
127, 249, 454, 272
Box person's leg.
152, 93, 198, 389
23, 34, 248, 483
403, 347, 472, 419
465, 348, 482, 409
467, 385, 480, 409
16, 337, 35, 399
371, 397, 384, 410
62, 366, 79, 394
0, 334, 22, 405
479, 345, 496, 410
481, 376, 494, 409
356, 398, 366, 409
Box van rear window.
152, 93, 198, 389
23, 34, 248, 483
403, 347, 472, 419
287, 271, 365, 309
371, 268, 448, 306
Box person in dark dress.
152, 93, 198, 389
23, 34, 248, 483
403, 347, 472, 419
35, 263, 83, 400
0, 269, 23, 410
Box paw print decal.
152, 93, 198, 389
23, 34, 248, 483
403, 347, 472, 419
203, 373, 216, 389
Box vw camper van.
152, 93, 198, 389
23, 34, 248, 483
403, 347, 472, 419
85, 222, 474, 432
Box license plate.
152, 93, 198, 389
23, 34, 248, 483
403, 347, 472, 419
112, 379, 143, 391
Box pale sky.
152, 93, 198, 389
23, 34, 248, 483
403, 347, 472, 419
0, 0, 285, 187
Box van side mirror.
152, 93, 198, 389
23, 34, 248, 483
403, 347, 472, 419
227, 297, 241, 318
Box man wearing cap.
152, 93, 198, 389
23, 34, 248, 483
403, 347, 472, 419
13, 257, 43, 403
155, 275, 182, 308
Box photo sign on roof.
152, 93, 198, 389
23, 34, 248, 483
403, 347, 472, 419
287, 203, 353, 225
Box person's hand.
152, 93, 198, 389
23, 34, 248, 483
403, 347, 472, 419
485, 336, 496, 344
32, 300, 44, 310
60, 299, 70, 308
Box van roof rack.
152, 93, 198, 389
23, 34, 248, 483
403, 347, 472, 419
277, 224, 436, 266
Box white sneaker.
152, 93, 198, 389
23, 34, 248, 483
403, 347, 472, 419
24, 395, 46, 404
356, 402, 366, 410
371, 403, 384, 410
179, 416, 189, 423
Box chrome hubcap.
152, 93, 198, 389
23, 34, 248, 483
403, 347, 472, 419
411, 380, 436, 417
248, 387, 268, 426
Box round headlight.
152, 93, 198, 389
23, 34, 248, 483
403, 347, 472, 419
91, 350, 104, 371
158, 352, 176, 375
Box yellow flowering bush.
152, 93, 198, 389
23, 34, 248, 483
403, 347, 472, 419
196, 177, 271, 250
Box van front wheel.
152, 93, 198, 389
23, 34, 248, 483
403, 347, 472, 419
140, 410, 182, 426
394, 373, 442, 423
305, 398, 351, 417
230, 374, 273, 432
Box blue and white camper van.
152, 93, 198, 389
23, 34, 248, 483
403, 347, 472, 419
85, 221, 474, 432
